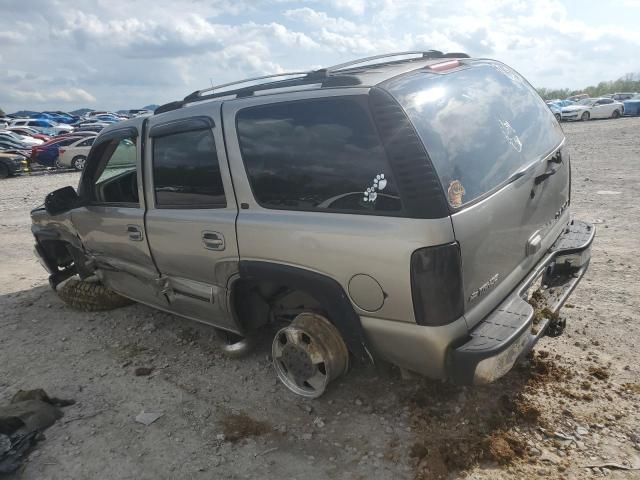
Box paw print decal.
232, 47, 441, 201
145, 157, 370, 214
363, 174, 387, 203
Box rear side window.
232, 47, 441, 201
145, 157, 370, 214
236, 97, 402, 214
388, 62, 564, 207
152, 129, 226, 208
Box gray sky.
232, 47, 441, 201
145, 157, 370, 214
1, 0, 639, 113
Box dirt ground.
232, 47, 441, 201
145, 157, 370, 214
1, 118, 639, 480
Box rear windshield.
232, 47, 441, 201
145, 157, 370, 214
388, 61, 564, 207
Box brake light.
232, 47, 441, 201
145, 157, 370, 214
410, 243, 464, 326
59, 148, 65, 154
428, 59, 461, 72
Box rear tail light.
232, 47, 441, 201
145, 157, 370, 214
59, 148, 65, 154
410, 242, 464, 326
428, 59, 461, 72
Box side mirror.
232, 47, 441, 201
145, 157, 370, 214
44, 186, 81, 216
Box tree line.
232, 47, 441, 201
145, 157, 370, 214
537, 73, 640, 100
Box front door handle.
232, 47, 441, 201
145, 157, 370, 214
127, 224, 143, 241
202, 231, 225, 251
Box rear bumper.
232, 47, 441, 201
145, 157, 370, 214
448, 219, 595, 385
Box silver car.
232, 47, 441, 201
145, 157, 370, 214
31, 51, 594, 398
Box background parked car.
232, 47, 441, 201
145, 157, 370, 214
622, 94, 640, 116
56, 136, 95, 170
611, 92, 637, 102
545, 102, 562, 121
9, 118, 73, 136
74, 122, 109, 133
0, 152, 28, 179
567, 93, 589, 102
0, 130, 43, 146
561, 97, 624, 121
0, 141, 31, 158
31, 136, 84, 167
4, 126, 50, 142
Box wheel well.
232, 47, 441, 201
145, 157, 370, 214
230, 261, 368, 360
39, 239, 74, 269
230, 279, 324, 333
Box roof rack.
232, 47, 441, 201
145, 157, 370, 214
184, 71, 313, 102
323, 50, 445, 73
154, 50, 470, 114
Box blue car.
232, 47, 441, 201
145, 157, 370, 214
43, 111, 79, 124
623, 95, 640, 116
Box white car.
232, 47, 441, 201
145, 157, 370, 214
0, 130, 43, 146
8, 118, 74, 136
561, 98, 624, 121
55, 135, 96, 170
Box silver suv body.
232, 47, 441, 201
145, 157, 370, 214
31, 52, 594, 397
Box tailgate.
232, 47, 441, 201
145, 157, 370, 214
387, 59, 568, 328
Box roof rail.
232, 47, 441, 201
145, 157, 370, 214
152, 50, 470, 115
184, 71, 313, 102
324, 50, 445, 73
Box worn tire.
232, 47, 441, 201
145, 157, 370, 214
57, 278, 134, 311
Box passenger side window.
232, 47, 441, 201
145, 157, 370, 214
152, 128, 225, 208
236, 97, 402, 215
92, 137, 139, 205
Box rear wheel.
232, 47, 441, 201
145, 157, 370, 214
272, 312, 349, 398
0, 162, 9, 179
611, 109, 621, 119
554, 113, 561, 122
72, 155, 86, 171
581, 111, 590, 121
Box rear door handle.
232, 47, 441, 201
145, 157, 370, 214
202, 231, 225, 251
127, 224, 143, 241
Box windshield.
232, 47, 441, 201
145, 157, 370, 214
388, 61, 564, 207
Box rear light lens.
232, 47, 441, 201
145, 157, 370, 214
410, 242, 464, 326
428, 59, 461, 72
59, 148, 65, 154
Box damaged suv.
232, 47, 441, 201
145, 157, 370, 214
32, 51, 594, 398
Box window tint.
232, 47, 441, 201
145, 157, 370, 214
236, 97, 402, 214
389, 62, 564, 206
152, 129, 225, 208
79, 138, 95, 147
92, 137, 139, 205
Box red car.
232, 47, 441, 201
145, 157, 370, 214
4, 126, 50, 142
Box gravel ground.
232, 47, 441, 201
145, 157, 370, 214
1, 118, 639, 479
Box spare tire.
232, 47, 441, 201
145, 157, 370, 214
57, 278, 134, 311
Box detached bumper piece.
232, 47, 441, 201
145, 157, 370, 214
449, 219, 594, 385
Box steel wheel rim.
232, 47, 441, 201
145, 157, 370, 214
272, 313, 348, 398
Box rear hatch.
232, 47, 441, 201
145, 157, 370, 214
387, 60, 569, 328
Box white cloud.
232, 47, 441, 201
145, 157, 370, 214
10, 88, 96, 104
285, 7, 358, 32
1, 0, 639, 112
329, 0, 366, 15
